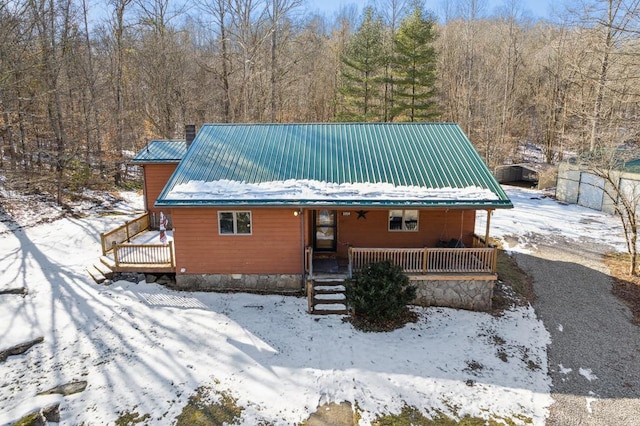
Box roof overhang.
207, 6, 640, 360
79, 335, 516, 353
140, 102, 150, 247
155, 199, 513, 209
132, 159, 182, 164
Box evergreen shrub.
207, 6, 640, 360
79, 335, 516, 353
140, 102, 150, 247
345, 260, 417, 331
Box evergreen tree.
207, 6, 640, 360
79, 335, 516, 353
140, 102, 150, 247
392, 4, 438, 121
338, 7, 386, 122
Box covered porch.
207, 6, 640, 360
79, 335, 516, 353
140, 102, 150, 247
305, 236, 497, 279
303, 207, 499, 314
305, 240, 498, 314
303, 207, 497, 277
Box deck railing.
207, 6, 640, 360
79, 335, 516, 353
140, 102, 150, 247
112, 241, 175, 270
349, 246, 497, 276
101, 213, 150, 255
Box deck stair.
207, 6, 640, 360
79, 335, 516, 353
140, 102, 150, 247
308, 277, 348, 315
86, 256, 115, 284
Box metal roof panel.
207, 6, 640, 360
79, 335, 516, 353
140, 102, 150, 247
156, 123, 512, 208
132, 140, 186, 163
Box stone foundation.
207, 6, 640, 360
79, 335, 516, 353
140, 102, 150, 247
172, 273, 303, 294
411, 276, 496, 311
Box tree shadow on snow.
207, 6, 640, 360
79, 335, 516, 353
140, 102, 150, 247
0, 215, 201, 421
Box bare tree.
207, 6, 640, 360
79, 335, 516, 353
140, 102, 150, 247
80, 0, 103, 173
196, 0, 234, 122
266, 0, 301, 122
108, 0, 134, 184
588, 149, 640, 275
28, 0, 78, 203
565, 0, 640, 151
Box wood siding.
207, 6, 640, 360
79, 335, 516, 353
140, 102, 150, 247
172, 208, 303, 274
143, 164, 178, 213
334, 209, 476, 258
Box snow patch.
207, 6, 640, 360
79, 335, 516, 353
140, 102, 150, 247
476, 187, 626, 254
558, 364, 572, 374
166, 179, 500, 202
579, 368, 598, 381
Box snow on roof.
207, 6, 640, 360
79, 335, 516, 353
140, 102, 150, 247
165, 179, 499, 204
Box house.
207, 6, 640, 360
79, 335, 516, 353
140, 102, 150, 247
112, 123, 512, 312
131, 139, 188, 227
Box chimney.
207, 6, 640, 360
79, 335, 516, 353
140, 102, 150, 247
185, 124, 196, 148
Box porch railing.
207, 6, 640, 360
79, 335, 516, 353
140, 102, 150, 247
101, 213, 150, 255
112, 241, 175, 269
349, 246, 497, 276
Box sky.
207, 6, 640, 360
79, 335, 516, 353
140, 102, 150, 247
306, 0, 554, 21
0, 185, 628, 425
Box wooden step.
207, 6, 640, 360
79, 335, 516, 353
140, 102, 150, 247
312, 305, 348, 315
100, 256, 116, 269
313, 310, 348, 315
307, 275, 351, 315
86, 265, 106, 284
93, 262, 114, 279
312, 277, 347, 283
314, 294, 346, 304
313, 285, 346, 294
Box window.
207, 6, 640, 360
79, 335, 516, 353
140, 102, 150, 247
218, 211, 252, 235
388, 210, 419, 232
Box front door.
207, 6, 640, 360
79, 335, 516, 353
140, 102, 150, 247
313, 210, 337, 252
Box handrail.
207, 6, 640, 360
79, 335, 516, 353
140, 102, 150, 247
349, 247, 496, 274
305, 246, 313, 277
100, 213, 150, 255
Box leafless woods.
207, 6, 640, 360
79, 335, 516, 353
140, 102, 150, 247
0, 0, 639, 199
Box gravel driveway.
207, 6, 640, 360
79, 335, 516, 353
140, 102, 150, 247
513, 234, 640, 425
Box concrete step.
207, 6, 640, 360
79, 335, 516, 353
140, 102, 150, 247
86, 265, 106, 284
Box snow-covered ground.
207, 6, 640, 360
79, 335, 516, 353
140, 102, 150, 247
0, 187, 627, 425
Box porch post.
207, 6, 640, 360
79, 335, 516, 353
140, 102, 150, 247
299, 208, 306, 282
484, 209, 493, 247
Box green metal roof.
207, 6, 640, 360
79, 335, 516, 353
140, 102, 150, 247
623, 158, 640, 173
132, 140, 187, 163
156, 123, 512, 208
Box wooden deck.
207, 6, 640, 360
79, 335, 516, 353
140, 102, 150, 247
101, 215, 176, 274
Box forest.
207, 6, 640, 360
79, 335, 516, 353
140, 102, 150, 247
0, 0, 638, 201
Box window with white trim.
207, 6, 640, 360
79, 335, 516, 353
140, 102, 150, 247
388, 209, 419, 232
218, 211, 252, 235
